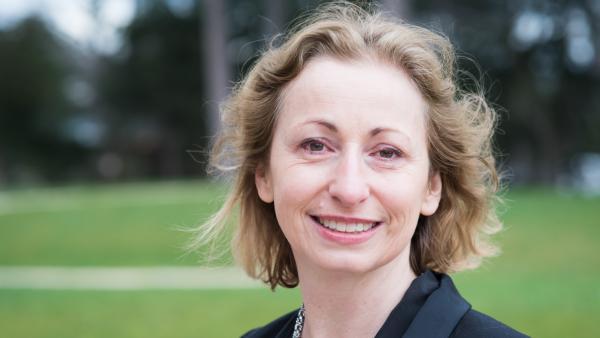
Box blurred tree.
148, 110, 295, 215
412, 0, 600, 184
262, 0, 287, 36
98, 1, 206, 178
2, 0, 598, 186
381, 0, 411, 19
0, 17, 86, 184
98, 0, 296, 180
202, 0, 229, 136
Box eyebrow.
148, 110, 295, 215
370, 127, 400, 137
301, 119, 406, 138
302, 119, 338, 132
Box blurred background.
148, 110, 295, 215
0, 0, 598, 337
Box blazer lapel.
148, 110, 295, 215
402, 274, 471, 338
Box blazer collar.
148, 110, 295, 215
377, 270, 471, 338
275, 270, 470, 338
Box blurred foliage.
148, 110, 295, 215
0, 0, 599, 186
412, 0, 600, 184
97, 2, 207, 179
0, 17, 87, 183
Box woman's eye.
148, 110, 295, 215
373, 147, 402, 160
301, 139, 328, 153
308, 141, 324, 152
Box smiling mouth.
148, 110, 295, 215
310, 215, 381, 233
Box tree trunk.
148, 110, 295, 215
262, 0, 287, 37
380, 0, 412, 19
201, 0, 229, 137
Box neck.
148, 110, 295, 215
296, 248, 416, 338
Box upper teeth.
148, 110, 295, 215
319, 218, 375, 233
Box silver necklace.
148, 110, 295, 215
292, 304, 305, 338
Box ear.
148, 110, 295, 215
255, 163, 274, 203
421, 171, 442, 216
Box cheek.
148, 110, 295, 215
278, 175, 313, 198
377, 171, 429, 213
270, 165, 327, 232
271, 162, 328, 206
374, 171, 428, 250
379, 188, 421, 260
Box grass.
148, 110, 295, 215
0, 180, 230, 266
452, 188, 600, 337
0, 181, 599, 337
0, 288, 301, 338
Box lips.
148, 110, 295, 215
311, 215, 381, 233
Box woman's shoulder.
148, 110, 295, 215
240, 308, 297, 338
451, 309, 528, 338
397, 270, 528, 338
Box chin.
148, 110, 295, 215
311, 252, 384, 275
300, 242, 412, 277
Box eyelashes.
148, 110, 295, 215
371, 146, 403, 161
299, 138, 405, 162
300, 138, 330, 153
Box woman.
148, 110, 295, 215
194, 2, 527, 337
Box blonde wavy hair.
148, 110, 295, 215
193, 1, 502, 289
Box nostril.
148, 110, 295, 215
328, 155, 370, 205
328, 181, 370, 205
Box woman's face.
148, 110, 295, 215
255, 56, 442, 275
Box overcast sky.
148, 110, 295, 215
0, 0, 136, 53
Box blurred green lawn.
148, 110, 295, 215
0, 180, 598, 337
0, 181, 229, 266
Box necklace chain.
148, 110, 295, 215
292, 304, 305, 338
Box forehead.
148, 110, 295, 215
278, 56, 428, 137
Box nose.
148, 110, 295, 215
328, 148, 370, 207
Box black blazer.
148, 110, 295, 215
241, 270, 528, 338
